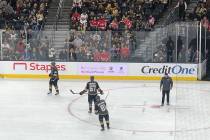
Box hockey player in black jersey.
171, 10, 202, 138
48, 62, 59, 95
80, 76, 104, 113
95, 95, 110, 131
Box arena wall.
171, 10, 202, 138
0, 61, 197, 81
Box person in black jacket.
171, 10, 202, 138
48, 62, 59, 95
95, 95, 110, 131
166, 36, 175, 62
80, 76, 104, 113
160, 73, 173, 106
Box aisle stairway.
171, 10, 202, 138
43, 0, 73, 48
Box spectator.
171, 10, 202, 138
80, 11, 88, 30
100, 49, 110, 62
177, 36, 183, 62
59, 49, 68, 61
93, 49, 101, 62
120, 44, 130, 61
49, 47, 55, 61
148, 15, 155, 29
201, 16, 209, 29
175, 0, 187, 21
69, 48, 77, 61
16, 39, 25, 57
73, 35, 83, 48
195, 3, 207, 20
166, 36, 175, 62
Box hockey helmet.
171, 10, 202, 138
90, 76, 94, 81
51, 61, 56, 66
95, 95, 100, 102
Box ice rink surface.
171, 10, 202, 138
0, 79, 210, 140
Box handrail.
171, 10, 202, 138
162, 8, 178, 27
49, 0, 64, 48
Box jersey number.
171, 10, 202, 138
99, 104, 106, 112
90, 87, 96, 92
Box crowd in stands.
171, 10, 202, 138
0, 0, 50, 30
0, 0, 207, 63
70, 0, 168, 31
59, 31, 135, 62
1, 29, 50, 61
187, 0, 210, 31
0, 0, 51, 61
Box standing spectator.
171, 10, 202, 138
177, 36, 183, 62
166, 36, 175, 62
49, 47, 56, 61
175, 0, 187, 21
160, 73, 173, 106
80, 11, 88, 30
73, 35, 83, 48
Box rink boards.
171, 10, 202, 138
0, 61, 197, 81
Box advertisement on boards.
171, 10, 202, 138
129, 63, 197, 77
78, 63, 128, 76
1, 61, 77, 75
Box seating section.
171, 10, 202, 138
70, 0, 168, 31
0, 0, 50, 30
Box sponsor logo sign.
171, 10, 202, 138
13, 62, 66, 73
78, 63, 127, 76
140, 64, 197, 76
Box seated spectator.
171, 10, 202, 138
70, 0, 167, 31
109, 18, 119, 30
69, 48, 77, 61
100, 49, 110, 62
93, 49, 101, 62
120, 44, 130, 61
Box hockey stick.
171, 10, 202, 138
69, 89, 80, 94
69, 89, 105, 95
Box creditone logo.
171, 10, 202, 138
13, 62, 66, 72
141, 65, 196, 75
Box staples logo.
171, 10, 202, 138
13, 62, 66, 72
13, 62, 28, 70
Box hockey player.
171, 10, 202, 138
48, 62, 59, 95
95, 95, 110, 131
80, 76, 103, 113
160, 73, 173, 106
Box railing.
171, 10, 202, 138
163, 8, 179, 26
49, 0, 65, 48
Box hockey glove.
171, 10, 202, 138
95, 110, 99, 115
79, 90, 86, 95
99, 89, 104, 95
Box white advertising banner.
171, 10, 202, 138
77, 63, 128, 76
0, 61, 198, 79
0, 61, 77, 75
128, 63, 197, 77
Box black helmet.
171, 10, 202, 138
51, 61, 56, 66
95, 95, 100, 102
90, 76, 94, 81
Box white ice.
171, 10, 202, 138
0, 79, 210, 140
